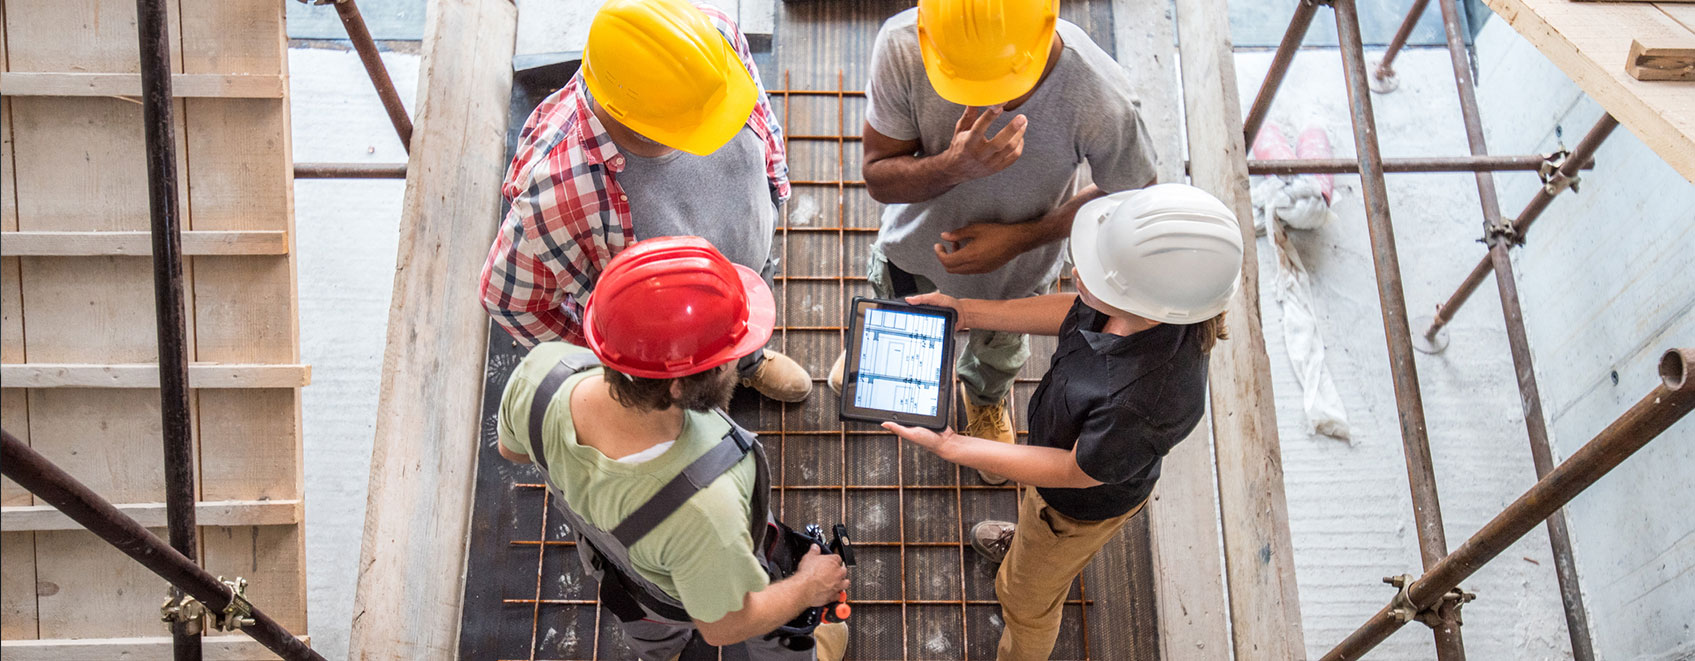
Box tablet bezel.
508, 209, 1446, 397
838, 297, 957, 430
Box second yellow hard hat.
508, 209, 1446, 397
916, 0, 1060, 107
582, 0, 757, 155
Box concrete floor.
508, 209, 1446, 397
285, 3, 1679, 660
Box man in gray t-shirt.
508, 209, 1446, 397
835, 4, 1157, 482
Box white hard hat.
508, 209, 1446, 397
1070, 184, 1244, 324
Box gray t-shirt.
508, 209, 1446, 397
620, 126, 779, 280
865, 9, 1158, 300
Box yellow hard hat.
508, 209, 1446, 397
582, 0, 757, 156
916, 0, 1059, 106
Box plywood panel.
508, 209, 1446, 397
183, 100, 291, 232
1, 390, 31, 506
0, 532, 37, 640
10, 98, 152, 233
33, 529, 170, 639
17, 257, 187, 363
1, 258, 21, 362
1, 0, 181, 73
202, 525, 307, 633
198, 389, 299, 502
177, 0, 285, 76
26, 389, 170, 503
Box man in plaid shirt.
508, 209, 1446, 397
479, 0, 813, 402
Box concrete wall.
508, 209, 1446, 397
1474, 16, 1695, 661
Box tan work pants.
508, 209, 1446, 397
995, 488, 1145, 660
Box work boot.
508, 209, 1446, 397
813, 621, 849, 661
970, 520, 1017, 564
827, 351, 846, 394
963, 398, 1015, 484
740, 350, 813, 402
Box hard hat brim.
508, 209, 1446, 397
918, 37, 1049, 107
1070, 194, 1239, 325
711, 262, 778, 371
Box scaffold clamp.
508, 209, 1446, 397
160, 592, 207, 636
1539, 149, 1580, 196
1383, 574, 1476, 630
213, 576, 257, 632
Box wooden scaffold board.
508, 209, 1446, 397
0, 0, 309, 657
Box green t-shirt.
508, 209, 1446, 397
497, 343, 769, 623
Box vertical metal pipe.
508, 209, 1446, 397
1332, 1, 1466, 658
1431, 0, 1597, 653
1375, 0, 1432, 82
1242, 0, 1319, 145
334, 0, 414, 151
1423, 114, 1618, 336
1, 431, 328, 661
1321, 348, 1694, 660
135, 0, 201, 658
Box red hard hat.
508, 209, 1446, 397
582, 236, 776, 379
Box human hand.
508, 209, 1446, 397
904, 292, 971, 329
933, 221, 1037, 274
881, 422, 962, 460
941, 106, 1027, 184
795, 545, 850, 607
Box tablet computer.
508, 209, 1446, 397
838, 297, 957, 430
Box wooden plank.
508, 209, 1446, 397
1, 532, 37, 640
1, 0, 183, 73
0, 72, 284, 98
202, 525, 307, 634
1483, 0, 1695, 181
1, 390, 30, 506
0, 363, 310, 388
347, 0, 516, 657
0, 634, 305, 660
0, 231, 289, 256
9, 97, 187, 233
1174, 0, 1306, 657
1, 499, 302, 531
1664, 4, 1695, 32
34, 529, 170, 638
1627, 38, 1695, 80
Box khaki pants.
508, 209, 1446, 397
995, 488, 1145, 660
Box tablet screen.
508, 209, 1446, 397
853, 307, 948, 416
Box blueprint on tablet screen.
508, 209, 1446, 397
854, 308, 946, 416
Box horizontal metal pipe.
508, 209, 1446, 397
1321, 348, 1694, 660
0, 430, 326, 661
293, 162, 408, 179
1425, 114, 1619, 335
1243, 0, 1319, 145
1244, 154, 1589, 176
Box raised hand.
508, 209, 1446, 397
942, 106, 1027, 184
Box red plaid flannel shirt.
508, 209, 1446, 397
479, 6, 789, 347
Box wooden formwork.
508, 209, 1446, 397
0, 1, 309, 657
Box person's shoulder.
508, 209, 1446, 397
1055, 21, 1140, 105
875, 8, 920, 47
507, 80, 593, 193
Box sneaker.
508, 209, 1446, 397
740, 350, 813, 402
826, 350, 845, 395
813, 621, 848, 661
970, 520, 1017, 564
963, 398, 1015, 484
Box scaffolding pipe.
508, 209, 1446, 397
1245, 153, 1587, 175
1433, 0, 1596, 654
0, 430, 327, 661
1374, 0, 1433, 83
1321, 348, 1694, 660
1333, 0, 1468, 657
333, 0, 413, 151
1243, 0, 1319, 145
294, 162, 409, 179
1423, 114, 1619, 337
135, 0, 201, 657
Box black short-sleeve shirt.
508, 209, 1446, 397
1028, 298, 1209, 521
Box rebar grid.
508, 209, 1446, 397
488, 74, 1096, 661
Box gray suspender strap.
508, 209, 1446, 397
526, 352, 604, 470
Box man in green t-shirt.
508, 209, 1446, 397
497, 237, 848, 660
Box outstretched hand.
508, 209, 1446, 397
942, 106, 1027, 183
933, 221, 1037, 275
881, 422, 961, 459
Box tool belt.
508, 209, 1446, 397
524, 353, 827, 657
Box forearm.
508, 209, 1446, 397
695, 577, 813, 646
1029, 185, 1105, 243
863, 153, 965, 204
937, 435, 1100, 489
957, 294, 1077, 335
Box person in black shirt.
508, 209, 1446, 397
884, 184, 1244, 660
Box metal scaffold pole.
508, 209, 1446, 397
134, 0, 201, 657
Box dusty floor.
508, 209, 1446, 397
286, 4, 1615, 661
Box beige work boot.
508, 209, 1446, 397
813, 621, 848, 661
826, 350, 846, 394
970, 520, 1017, 564
963, 398, 1015, 484
740, 350, 813, 402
